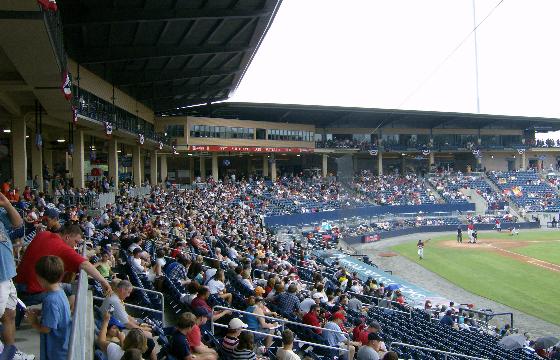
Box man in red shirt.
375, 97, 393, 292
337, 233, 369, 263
356, 321, 381, 345
16, 224, 111, 305
190, 287, 230, 322
302, 304, 322, 334
187, 308, 218, 359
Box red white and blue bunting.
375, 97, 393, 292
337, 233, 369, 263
61, 70, 72, 101
516, 148, 526, 155
472, 149, 481, 158
172, 145, 178, 155
138, 133, 145, 145
72, 106, 78, 125
37, 0, 57, 11
368, 149, 378, 156
105, 122, 113, 136
158, 141, 164, 150
421, 149, 431, 156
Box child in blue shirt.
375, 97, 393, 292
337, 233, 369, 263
27, 256, 72, 360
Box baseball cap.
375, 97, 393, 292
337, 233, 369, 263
193, 307, 212, 318
254, 286, 265, 296
333, 312, 346, 321
312, 293, 323, 299
368, 321, 381, 331
45, 207, 59, 219
108, 316, 126, 330
228, 318, 248, 330
368, 332, 383, 341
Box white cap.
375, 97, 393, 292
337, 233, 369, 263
228, 318, 248, 330
312, 293, 323, 299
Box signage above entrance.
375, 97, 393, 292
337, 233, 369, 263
186, 145, 314, 153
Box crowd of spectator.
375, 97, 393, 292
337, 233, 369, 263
0, 172, 556, 360
0, 169, 556, 360
353, 171, 438, 206
315, 139, 372, 150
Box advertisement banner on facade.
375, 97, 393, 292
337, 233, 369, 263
362, 234, 381, 243
186, 145, 314, 153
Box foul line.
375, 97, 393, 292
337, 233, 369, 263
486, 244, 560, 272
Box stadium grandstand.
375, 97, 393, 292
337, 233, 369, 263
0, 1, 559, 360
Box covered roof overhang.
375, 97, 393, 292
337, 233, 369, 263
59, 0, 282, 113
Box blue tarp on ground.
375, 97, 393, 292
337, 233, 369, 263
315, 250, 448, 307
265, 203, 476, 226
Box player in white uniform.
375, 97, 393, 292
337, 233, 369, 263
417, 240, 424, 259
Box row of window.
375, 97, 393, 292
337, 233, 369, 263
267, 129, 314, 141
188, 125, 314, 141
165, 124, 185, 138
190, 125, 255, 139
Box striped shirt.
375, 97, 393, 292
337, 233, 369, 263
221, 335, 239, 356
231, 348, 257, 360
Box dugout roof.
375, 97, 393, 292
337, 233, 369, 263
169, 102, 560, 131
58, 0, 282, 113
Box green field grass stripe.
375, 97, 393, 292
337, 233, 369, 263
391, 233, 560, 325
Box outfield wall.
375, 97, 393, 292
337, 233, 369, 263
344, 222, 541, 245
265, 203, 475, 226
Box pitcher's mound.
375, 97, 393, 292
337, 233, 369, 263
379, 252, 398, 257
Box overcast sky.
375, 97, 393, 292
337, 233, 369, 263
230, 0, 560, 127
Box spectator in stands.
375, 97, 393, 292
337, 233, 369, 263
245, 296, 278, 349
221, 318, 247, 357
27, 256, 71, 360
185, 310, 218, 360
232, 331, 257, 360
180, 281, 199, 306
207, 269, 232, 304
190, 287, 230, 322
169, 313, 196, 360
323, 312, 360, 360
130, 248, 147, 274
276, 329, 301, 360
299, 292, 322, 314
274, 283, 301, 315
16, 224, 111, 305
302, 304, 322, 334
439, 309, 455, 327
97, 313, 150, 360
100, 280, 152, 336
0, 192, 34, 360
357, 332, 383, 360
120, 349, 143, 360
94, 251, 113, 279
43, 208, 61, 233
381, 351, 399, 360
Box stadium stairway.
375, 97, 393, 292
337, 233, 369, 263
481, 173, 527, 221
459, 188, 488, 213
423, 179, 445, 203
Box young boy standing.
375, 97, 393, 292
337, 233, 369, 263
27, 256, 72, 360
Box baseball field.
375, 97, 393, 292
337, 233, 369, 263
390, 230, 560, 325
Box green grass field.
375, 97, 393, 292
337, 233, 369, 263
391, 231, 560, 325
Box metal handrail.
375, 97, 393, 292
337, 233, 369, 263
390, 342, 488, 360
212, 305, 348, 336
93, 296, 163, 316
67, 242, 91, 359
212, 305, 351, 355
211, 323, 349, 353
253, 268, 314, 286
347, 291, 412, 316
131, 286, 165, 325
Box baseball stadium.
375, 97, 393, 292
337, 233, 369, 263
0, 1, 559, 360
